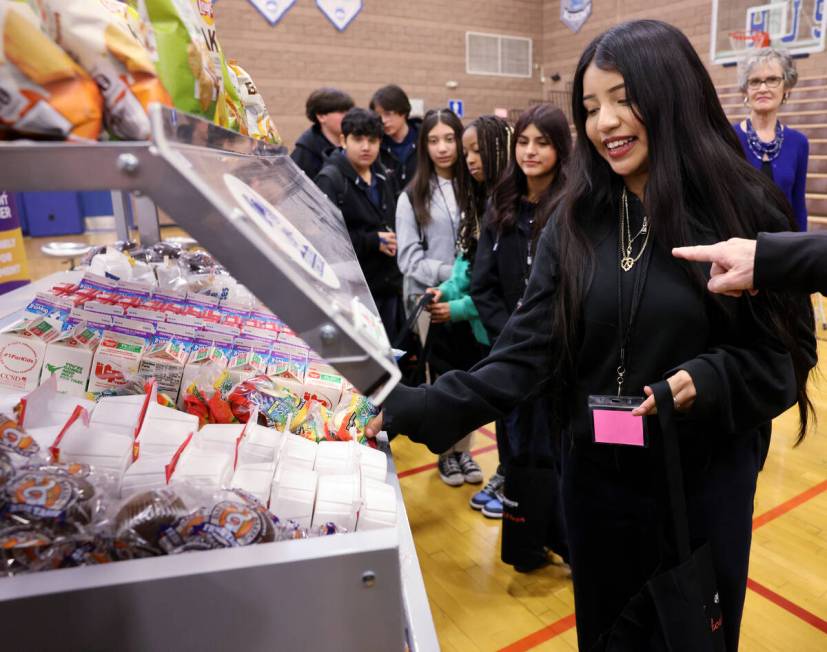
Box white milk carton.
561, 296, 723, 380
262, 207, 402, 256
0, 317, 62, 391
87, 318, 154, 395
226, 336, 271, 387
138, 323, 196, 401
40, 322, 102, 397
267, 340, 307, 396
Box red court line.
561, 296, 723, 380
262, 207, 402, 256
747, 578, 827, 635
397, 443, 499, 479
752, 479, 827, 530
478, 426, 497, 442
497, 613, 577, 652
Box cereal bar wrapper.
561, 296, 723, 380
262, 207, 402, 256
30, 0, 172, 140
137, 0, 223, 118
226, 60, 282, 145
291, 398, 332, 443
332, 393, 379, 443
0, 1, 103, 140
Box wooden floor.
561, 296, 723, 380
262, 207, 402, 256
21, 231, 827, 651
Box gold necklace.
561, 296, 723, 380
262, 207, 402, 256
619, 188, 651, 272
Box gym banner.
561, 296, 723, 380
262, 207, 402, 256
0, 192, 31, 294
561, 0, 591, 33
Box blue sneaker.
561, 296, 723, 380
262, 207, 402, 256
481, 495, 504, 519
469, 472, 504, 510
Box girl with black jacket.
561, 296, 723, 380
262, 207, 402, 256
368, 20, 817, 651
468, 104, 571, 569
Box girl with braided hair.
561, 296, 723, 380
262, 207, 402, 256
415, 114, 512, 485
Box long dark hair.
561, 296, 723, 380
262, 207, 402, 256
489, 104, 571, 240
552, 19, 813, 440
409, 109, 469, 228
459, 115, 512, 261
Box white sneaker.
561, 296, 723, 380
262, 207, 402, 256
456, 452, 483, 484
437, 453, 464, 486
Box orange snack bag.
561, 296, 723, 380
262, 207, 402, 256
31, 0, 171, 140
0, 2, 103, 140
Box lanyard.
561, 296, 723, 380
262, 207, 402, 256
434, 178, 460, 246
615, 232, 653, 396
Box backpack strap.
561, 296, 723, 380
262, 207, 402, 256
404, 186, 429, 252
318, 164, 348, 208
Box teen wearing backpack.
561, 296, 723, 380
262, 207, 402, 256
315, 108, 403, 342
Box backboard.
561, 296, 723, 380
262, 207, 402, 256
711, 0, 826, 65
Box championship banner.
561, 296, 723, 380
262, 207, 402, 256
0, 192, 31, 294
316, 0, 362, 32
560, 0, 591, 33
247, 0, 296, 26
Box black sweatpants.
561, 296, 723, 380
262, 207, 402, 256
561, 430, 761, 651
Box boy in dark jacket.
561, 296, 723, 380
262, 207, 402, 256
291, 88, 354, 180
315, 108, 404, 342
369, 85, 422, 195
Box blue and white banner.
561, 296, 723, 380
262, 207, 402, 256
316, 0, 362, 32
560, 0, 591, 33
247, 0, 296, 26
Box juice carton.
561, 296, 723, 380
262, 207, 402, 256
87, 318, 154, 395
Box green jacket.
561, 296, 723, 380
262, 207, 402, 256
438, 256, 490, 346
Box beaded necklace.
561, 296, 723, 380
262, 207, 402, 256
745, 119, 784, 162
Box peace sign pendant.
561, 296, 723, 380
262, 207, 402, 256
620, 256, 635, 272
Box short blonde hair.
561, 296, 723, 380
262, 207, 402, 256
738, 48, 799, 93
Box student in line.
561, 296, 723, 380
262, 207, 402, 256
368, 20, 816, 650
291, 87, 354, 180
468, 105, 571, 573
370, 85, 422, 195
315, 108, 403, 342
396, 108, 484, 486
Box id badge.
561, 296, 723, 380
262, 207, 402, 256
588, 395, 648, 447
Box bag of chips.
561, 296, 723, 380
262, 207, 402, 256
0, 1, 103, 140
137, 0, 223, 118
30, 0, 172, 140
226, 60, 282, 145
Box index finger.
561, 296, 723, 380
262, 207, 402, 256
671, 244, 720, 263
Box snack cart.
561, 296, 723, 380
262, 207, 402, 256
0, 107, 438, 652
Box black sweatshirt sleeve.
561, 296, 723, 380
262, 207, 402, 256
291, 145, 322, 180
470, 222, 510, 342
383, 224, 559, 453
755, 231, 827, 295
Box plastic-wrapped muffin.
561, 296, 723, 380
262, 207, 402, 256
3, 470, 90, 527
0, 526, 61, 575
114, 488, 188, 548
0, 452, 13, 490
204, 500, 275, 546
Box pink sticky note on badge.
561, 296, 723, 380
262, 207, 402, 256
592, 409, 645, 447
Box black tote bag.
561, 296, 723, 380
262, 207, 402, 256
594, 380, 726, 652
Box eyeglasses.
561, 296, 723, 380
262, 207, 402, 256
747, 76, 784, 90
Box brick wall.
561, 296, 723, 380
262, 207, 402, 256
214, 0, 826, 149
215, 0, 545, 147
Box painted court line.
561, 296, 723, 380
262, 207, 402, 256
493, 477, 827, 650
747, 578, 827, 635
497, 613, 577, 652
752, 479, 827, 530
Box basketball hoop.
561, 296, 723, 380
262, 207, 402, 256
728, 30, 770, 53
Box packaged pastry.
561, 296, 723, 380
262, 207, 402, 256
0, 525, 68, 575
2, 469, 94, 528
114, 488, 188, 549
137, 0, 223, 117
30, 0, 172, 140
0, 1, 103, 140
0, 415, 42, 463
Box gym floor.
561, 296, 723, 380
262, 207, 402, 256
23, 230, 827, 651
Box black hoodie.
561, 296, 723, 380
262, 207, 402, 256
315, 150, 402, 297
378, 117, 422, 195
291, 124, 337, 180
